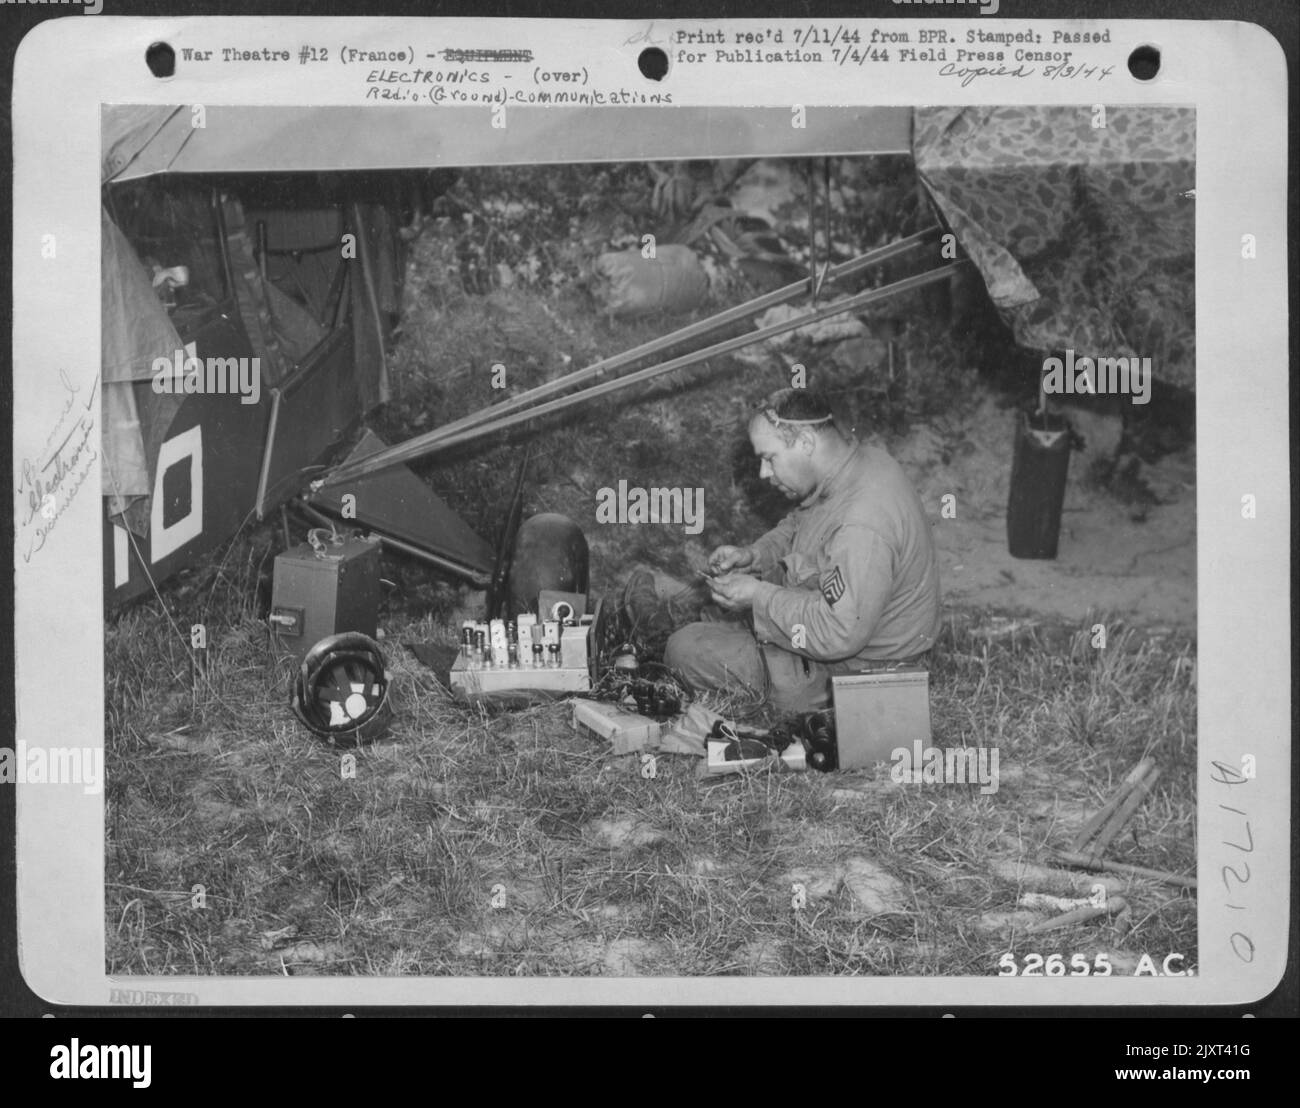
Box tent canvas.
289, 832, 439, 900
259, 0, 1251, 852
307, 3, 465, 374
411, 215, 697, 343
100, 102, 1194, 601
101, 206, 187, 536
915, 105, 1195, 389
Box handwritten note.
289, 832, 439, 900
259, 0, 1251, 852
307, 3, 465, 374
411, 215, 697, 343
622, 22, 664, 46
1210, 758, 1257, 967
17, 369, 99, 563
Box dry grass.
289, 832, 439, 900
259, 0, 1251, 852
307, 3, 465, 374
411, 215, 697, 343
106, 593, 1196, 978
105, 161, 1196, 978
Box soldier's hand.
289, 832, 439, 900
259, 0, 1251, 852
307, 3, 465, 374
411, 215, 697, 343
709, 573, 760, 613
709, 545, 755, 573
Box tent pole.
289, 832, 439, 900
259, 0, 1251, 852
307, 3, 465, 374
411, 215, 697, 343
385, 226, 938, 459
317, 229, 944, 487
320, 261, 966, 486
351, 203, 391, 405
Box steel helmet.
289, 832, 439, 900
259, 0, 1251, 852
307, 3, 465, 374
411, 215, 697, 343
291, 632, 392, 746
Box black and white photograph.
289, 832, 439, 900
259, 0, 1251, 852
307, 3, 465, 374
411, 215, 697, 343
6, 12, 1289, 1015
100, 101, 1200, 979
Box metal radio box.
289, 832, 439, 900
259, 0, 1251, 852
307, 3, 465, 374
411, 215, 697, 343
830, 665, 931, 770
448, 622, 593, 698
269, 535, 381, 663
448, 598, 603, 701
449, 652, 591, 697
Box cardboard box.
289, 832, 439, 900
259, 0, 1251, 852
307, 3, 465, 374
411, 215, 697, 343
573, 700, 661, 755
830, 665, 931, 769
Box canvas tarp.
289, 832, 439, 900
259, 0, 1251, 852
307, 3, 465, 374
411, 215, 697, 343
914, 105, 1195, 389
101, 102, 1196, 540
101, 105, 912, 184
101, 207, 186, 535
105, 102, 1196, 397
101, 187, 397, 536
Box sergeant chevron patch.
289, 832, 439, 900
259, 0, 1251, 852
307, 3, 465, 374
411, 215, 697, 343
821, 566, 845, 606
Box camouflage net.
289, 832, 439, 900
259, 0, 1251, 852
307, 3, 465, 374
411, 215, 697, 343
915, 106, 1195, 389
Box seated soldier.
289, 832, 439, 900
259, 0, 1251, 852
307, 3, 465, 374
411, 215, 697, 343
664, 387, 941, 714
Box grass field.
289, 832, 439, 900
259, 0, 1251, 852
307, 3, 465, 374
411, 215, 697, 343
104, 160, 1196, 978
105, 591, 1196, 977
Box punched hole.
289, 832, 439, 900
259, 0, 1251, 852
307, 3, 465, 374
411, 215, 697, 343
1127, 44, 1160, 81
145, 41, 176, 78
637, 47, 669, 81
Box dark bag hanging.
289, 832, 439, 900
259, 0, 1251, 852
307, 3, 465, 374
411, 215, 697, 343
1007, 410, 1072, 560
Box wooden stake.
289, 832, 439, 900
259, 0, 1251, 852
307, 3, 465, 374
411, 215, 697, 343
1025, 895, 1129, 934
1088, 763, 1162, 862
1051, 850, 1197, 890
1070, 756, 1156, 853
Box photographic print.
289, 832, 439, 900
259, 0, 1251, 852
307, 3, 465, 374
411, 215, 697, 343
9, 14, 1288, 1009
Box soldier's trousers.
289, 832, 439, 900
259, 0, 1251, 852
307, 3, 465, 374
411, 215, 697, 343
663, 620, 833, 715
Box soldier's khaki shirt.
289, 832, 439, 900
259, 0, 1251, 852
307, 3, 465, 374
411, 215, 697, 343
747, 441, 941, 665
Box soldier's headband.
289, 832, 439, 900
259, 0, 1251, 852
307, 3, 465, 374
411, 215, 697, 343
758, 406, 833, 429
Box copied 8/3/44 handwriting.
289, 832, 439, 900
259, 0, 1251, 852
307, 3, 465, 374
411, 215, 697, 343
17, 368, 98, 563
